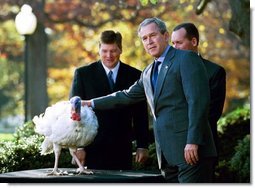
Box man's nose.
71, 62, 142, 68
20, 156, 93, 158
106, 52, 112, 57
148, 37, 153, 44
173, 44, 180, 49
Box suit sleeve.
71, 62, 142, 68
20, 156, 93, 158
69, 69, 85, 99
93, 71, 146, 106
131, 100, 149, 149
180, 51, 210, 145
209, 67, 226, 125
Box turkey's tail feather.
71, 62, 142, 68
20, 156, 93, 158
33, 114, 51, 136
40, 137, 53, 155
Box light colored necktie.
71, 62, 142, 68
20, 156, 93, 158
151, 61, 161, 92
108, 70, 114, 91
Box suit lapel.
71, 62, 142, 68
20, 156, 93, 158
143, 47, 177, 118
142, 63, 156, 118
114, 63, 124, 89
96, 61, 113, 92
154, 47, 175, 105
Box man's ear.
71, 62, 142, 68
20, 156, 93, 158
164, 31, 170, 42
191, 37, 198, 47
118, 47, 122, 54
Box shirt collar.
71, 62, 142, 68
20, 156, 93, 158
101, 61, 120, 81
155, 45, 170, 63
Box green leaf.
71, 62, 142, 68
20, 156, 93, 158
140, 0, 149, 6
150, 0, 158, 5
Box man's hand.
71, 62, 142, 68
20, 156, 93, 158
81, 100, 92, 107
184, 144, 199, 165
135, 148, 149, 163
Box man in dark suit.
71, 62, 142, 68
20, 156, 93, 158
171, 23, 226, 179
70, 30, 149, 170
82, 18, 217, 182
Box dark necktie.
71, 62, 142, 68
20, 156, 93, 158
108, 70, 114, 91
151, 60, 161, 92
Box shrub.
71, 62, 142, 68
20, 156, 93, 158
0, 121, 73, 173
217, 105, 250, 161
229, 134, 250, 182
133, 142, 158, 171
215, 105, 250, 182
13, 121, 36, 141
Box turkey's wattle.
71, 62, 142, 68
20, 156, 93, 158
71, 112, 81, 121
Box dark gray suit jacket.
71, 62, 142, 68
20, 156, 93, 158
93, 46, 217, 168
202, 57, 226, 155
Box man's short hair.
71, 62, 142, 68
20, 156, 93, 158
173, 23, 199, 45
138, 17, 168, 36
99, 30, 122, 51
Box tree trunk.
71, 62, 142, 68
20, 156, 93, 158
228, 0, 250, 47
25, 0, 48, 121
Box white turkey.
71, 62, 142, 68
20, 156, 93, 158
32, 96, 98, 176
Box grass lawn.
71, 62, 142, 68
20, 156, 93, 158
0, 133, 15, 142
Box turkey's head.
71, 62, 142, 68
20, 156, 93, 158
70, 96, 81, 121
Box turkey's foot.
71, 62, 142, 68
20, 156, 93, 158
76, 166, 93, 175
79, 169, 93, 175
47, 169, 68, 176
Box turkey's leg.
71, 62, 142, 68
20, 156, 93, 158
69, 148, 93, 175
47, 144, 62, 176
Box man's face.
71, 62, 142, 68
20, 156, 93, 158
99, 43, 122, 69
171, 28, 197, 51
139, 23, 169, 58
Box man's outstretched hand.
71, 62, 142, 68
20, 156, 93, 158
81, 100, 92, 107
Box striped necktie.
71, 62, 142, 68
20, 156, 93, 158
108, 70, 114, 91
151, 61, 161, 92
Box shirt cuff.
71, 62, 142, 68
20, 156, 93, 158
91, 99, 95, 108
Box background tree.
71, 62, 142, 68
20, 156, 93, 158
0, 0, 250, 128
